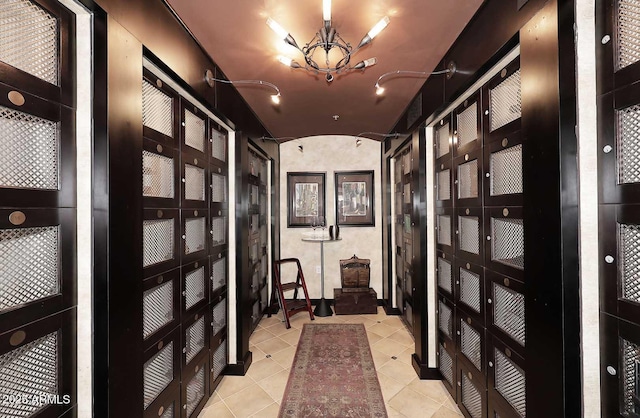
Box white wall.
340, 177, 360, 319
279, 136, 383, 299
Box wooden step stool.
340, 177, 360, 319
272, 258, 314, 328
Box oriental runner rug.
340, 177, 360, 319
278, 323, 388, 418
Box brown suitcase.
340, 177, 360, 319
333, 288, 378, 315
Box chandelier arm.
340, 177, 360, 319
205, 76, 281, 96
375, 69, 452, 88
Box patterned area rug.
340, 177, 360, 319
279, 323, 388, 418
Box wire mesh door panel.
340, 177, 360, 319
182, 103, 207, 157
182, 159, 206, 207
436, 163, 453, 208
458, 312, 485, 374
488, 335, 526, 418
183, 261, 207, 315
456, 207, 483, 265
487, 272, 526, 356
435, 117, 452, 161
184, 313, 206, 366
143, 209, 179, 277
484, 207, 525, 282
210, 124, 227, 164
142, 137, 179, 208
454, 95, 481, 157
0, 309, 75, 417
436, 208, 454, 254
455, 153, 481, 206
0, 88, 76, 208
483, 60, 521, 143
456, 260, 485, 325
483, 132, 524, 208
143, 69, 179, 146
439, 341, 456, 398
439, 297, 455, 344
437, 252, 454, 298
458, 363, 487, 418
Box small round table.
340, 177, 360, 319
301, 236, 341, 317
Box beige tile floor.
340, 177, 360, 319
199, 307, 462, 418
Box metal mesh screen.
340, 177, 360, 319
617, 0, 640, 69
0, 0, 58, 85
186, 367, 205, 417
251, 214, 259, 234
403, 183, 411, 204
495, 348, 526, 417
212, 299, 226, 335
461, 320, 482, 371
436, 122, 450, 159
462, 374, 483, 418
437, 169, 451, 201
403, 152, 411, 175
211, 257, 226, 293
0, 105, 59, 190
620, 223, 640, 303
184, 164, 205, 201
184, 217, 205, 255
0, 332, 58, 417
185, 316, 205, 364
437, 257, 452, 293
0, 226, 59, 312
493, 282, 525, 346
491, 218, 525, 269
184, 109, 205, 153
211, 129, 226, 161
490, 144, 523, 195
143, 219, 174, 267
143, 151, 174, 198
622, 337, 640, 415
460, 268, 481, 313
490, 70, 521, 131
459, 216, 480, 255
160, 404, 174, 418
211, 216, 226, 246
439, 343, 453, 386
142, 80, 173, 137
437, 215, 452, 246
616, 104, 640, 184
143, 281, 173, 339
457, 103, 478, 147
185, 267, 205, 310
458, 160, 478, 199
211, 173, 226, 203
439, 301, 453, 338
143, 341, 173, 409
212, 342, 227, 382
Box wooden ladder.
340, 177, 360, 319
272, 258, 314, 329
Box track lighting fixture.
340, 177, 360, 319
268, 0, 389, 81
355, 138, 362, 147
204, 69, 282, 104
374, 63, 457, 95
298, 145, 304, 153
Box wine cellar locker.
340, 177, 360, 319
0, 0, 78, 416
435, 56, 525, 418
140, 66, 228, 418
598, 0, 640, 416
394, 144, 415, 334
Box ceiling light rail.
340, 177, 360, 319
268, 0, 389, 82
204, 69, 282, 104
374, 64, 456, 95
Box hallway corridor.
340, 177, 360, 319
199, 308, 461, 418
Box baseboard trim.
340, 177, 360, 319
224, 350, 252, 376
412, 353, 442, 379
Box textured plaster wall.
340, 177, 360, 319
279, 136, 383, 299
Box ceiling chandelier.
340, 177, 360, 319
267, 0, 390, 83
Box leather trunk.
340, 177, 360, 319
333, 288, 378, 315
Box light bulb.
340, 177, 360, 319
278, 56, 293, 67
267, 18, 289, 39
375, 84, 385, 95
323, 0, 332, 22
367, 16, 390, 40
271, 94, 281, 104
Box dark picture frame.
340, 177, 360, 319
335, 171, 374, 226
287, 172, 326, 227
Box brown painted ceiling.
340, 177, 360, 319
165, 0, 484, 141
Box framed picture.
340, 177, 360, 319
287, 172, 326, 227
335, 171, 374, 226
